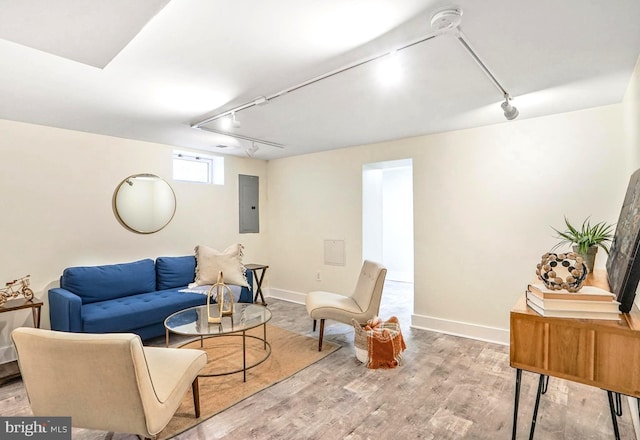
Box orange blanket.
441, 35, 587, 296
365, 316, 406, 369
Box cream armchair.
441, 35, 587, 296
305, 260, 387, 351
11, 327, 207, 439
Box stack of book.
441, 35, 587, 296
526, 283, 621, 320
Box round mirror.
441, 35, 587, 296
113, 174, 176, 234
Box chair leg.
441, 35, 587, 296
318, 319, 325, 351
192, 377, 201, 418
313, 319, 317, 332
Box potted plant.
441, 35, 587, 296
552, 217, 615, 273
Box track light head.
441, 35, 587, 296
246, 143, 259, 158
231, 112, 241, 128
253, 96, 268, 106
221, 112, 241, 130
501, 96, 519, 120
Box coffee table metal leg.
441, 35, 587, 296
242, 330, 247, 382
263, 323, 267, 349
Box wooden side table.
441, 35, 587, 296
0, 297, 43, 328
510, 272, 639, 439
245, 264, 268, 306
0, 297, 43, 384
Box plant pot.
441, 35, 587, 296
572, 245, 598, 274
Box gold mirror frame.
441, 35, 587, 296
113, 173, 176, 234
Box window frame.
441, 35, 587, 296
172, 150, 224, 185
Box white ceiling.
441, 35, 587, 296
0, 0, 639, 160
0, 0, 170, 68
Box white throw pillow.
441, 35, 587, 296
192, 243, 249, 287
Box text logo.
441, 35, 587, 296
0, 417, 71, 439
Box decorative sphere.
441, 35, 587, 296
537, 252, 588, 292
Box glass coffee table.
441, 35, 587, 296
164, 303, 272, 382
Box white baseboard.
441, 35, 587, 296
266, 288, 306, 305
266, 288, 509, 346
411, 313, 510, 346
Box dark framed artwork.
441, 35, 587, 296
607, 168, 640, 313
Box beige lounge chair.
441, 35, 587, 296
12, 327, 207, 439
305, 260, 387, 351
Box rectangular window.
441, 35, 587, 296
172, 151, 224, 185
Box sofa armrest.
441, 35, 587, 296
239, 270, 253, 303
48, 288, 83, 332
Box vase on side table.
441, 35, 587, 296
573, 245, 598, 274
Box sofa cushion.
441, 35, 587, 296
81, 289, 207, 333
61, 259, 156, 304
156, 256, 196, 290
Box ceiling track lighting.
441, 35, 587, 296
501, 94, 519, 120
429, 7, 518, 120
198, 125, 284, 148
193, 96, 269, 129
220, 111, 241, 130
191, 32, 440, 130
450, 28, 519, 120
230, 112, 241, 128
246, 142, 259, 158
192, 5, 518, 136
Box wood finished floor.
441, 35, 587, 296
0, 281, 636, 439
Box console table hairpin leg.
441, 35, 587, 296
511, 370, 621, 440
511, 370, 548, 440
245, 264, 268, 306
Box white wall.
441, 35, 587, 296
620, 53, 640, 440
0, 119, 268, 362
622, 56, 640, 311
624, 56, 640, 172
267, 104, 628, 344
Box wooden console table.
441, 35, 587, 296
510, 272, 640, 439
0, 296, 43, 328
0, 297, 43, 383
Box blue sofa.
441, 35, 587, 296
48, 256, 253, 340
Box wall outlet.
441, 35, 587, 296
316, 271, 321, 281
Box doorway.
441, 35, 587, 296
362, 159, 414, 317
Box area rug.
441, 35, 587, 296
158, 324, 340, 439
